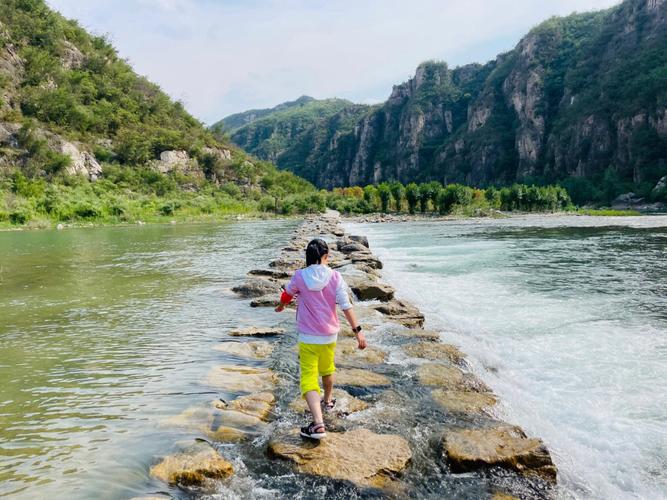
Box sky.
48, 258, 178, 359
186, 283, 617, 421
46, 0, 620, 125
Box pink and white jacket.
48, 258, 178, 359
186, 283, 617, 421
284, 265, 352, 344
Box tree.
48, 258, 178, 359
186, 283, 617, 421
377, 182, 391, 213
417, 183, 430, 213
389, 181, 404, 212
405, 182, 419, 214
363, 184, 378, 210
427, 181, 442, 213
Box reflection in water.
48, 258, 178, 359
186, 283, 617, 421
0, 220, 298, 499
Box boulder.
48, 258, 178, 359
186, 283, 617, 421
289, 388, 369, 415
395, 329, 441, 341
149, 441, 233, 487
442, 426, 557, 482
232, 278, 281, 298
416, 363, 465, 388
373, 299, 424, 328
349, 235, 369, 248
653, 175, 667, 194
339, 242, 370, 254
336, 337, 387, 365
249, 296, 282, 308
60, 140, 103, 180
213, 341, 274, 359
216, 392, 276, 421
347, 277, 395, 302
335, 368, 391, 387
403, 342, 466, 364
268, 428, 411, 488
431, 389, 497, 413
269, 257, 303, 271
247, 269, 291, 280
206, 365, 277, 393
350, 254, 383, 269
229, 326, 285, 337
152, 150, 198, 175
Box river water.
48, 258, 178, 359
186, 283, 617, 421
346, 215, 667, 500
0, 220, 299, 499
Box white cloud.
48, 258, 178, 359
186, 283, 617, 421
47, 0, 621, 123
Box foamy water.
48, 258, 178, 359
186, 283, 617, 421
346, 215, 667, 500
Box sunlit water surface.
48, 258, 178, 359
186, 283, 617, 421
346, 215, 667, 500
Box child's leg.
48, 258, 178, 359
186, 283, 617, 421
318, 342, 337, 404
299, 342, 324, 424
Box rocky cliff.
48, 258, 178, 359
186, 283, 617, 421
224, 0, 667, 201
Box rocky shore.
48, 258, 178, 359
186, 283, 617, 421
138, 211, 558, 499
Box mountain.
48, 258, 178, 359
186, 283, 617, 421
212, 96, 367, 167
222, 0, 667, 203
0, 0, 309, 195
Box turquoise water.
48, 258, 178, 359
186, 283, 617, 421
346, 215, 667, 500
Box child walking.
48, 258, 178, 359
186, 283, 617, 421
275, 238, 366, 439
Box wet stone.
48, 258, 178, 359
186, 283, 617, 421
347, 277, 395, 302
229, 326, 285, 337
247, 269, 291, 280
232, 278, 281, 298
149, 441, 234, 487
416, 363, 466, 388
215, 392, 276, 421
289, 388, 369, 415
213, 341, 274, 359
267, 428, 411, 488
336, 337, 387, 365
431, 389, 497, 414
335, 368, 391, 387
206, 365, 277, 393
373, 299, 424, 328
403, 342, 466, 364
442, 426, 557, 482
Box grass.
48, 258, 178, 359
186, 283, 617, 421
575, 208, 642, 216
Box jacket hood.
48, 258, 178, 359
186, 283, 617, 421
301, 264, 333, 291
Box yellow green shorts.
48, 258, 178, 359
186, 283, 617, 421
298, 342, 336, 397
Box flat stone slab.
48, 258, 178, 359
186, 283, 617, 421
163, 399, 269, 443
395, 329, 441, 341
247, 269, 291, 280
336, 337, 387, 365
335, 368, 391, 387
216, 392, 276, 421
214, 341, 274, 358
431, 389, 497, 414
373, 299, 424, 328
442, 426, 557, 482
416, 363, 466, 388
150, 441, 233, 487
229, 327, 285, 337
268, 428, 411, 487
404, 342, 466, 364
289, 388, 369, 415
232, 278, 281, 298
206, 365, 277, 393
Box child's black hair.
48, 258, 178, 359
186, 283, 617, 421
306, 238, 329, 266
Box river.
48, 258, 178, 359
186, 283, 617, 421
1, 215, 666, 499
345, 215, 667, 500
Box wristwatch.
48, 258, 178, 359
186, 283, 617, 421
352, 325, 362, 334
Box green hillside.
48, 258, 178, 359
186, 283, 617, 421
0, 0, 317, 227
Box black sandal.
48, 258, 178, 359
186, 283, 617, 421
300, 421, 326, 439
321, 398, 336, 412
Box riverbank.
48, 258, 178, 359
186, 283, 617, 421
136, 211, 559, 499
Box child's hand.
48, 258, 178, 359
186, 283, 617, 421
274, 304, 285, 313
356, 332, 367, 350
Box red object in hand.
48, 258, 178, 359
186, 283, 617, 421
280, 289, 294, 305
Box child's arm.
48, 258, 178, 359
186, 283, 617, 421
274, 286, 294, 312
343, 308, 367, 350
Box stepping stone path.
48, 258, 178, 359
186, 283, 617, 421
229, 326, 285, 337
232, 277, 282, 298
268, 428, 411, 488
416, 363, 466, 388
442, 426, 557, 482
336, 337, 387, 365
150, 441, 233, 488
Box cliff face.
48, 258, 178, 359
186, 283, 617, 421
226, 0, 667, 194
